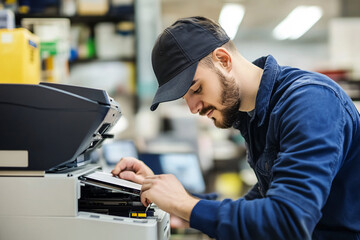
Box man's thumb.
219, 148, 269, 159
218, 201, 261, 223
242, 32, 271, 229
119, 171, 144, 184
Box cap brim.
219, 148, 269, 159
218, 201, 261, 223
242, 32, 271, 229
150, 61, 199, 111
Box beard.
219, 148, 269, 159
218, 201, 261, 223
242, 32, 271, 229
200, 68, 241, 129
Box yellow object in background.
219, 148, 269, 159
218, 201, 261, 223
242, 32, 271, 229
44, 55, 55, 82
215, 172, 244, 199
0, 28, 40, 84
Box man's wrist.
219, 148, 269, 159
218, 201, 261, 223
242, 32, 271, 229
174, 195, 200, 222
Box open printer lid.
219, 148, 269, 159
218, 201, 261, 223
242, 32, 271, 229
0, 82, 121, 173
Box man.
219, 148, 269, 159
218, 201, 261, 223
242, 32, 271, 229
112, 16, 360, 239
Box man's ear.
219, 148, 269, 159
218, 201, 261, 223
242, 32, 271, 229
212, 48, 232, 72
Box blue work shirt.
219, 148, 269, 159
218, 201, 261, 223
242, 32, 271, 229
190, 55, 360, 240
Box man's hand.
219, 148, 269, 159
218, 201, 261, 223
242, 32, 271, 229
111, 157, 154, 184
141, 174, 200, 222
170, 215, 190, 229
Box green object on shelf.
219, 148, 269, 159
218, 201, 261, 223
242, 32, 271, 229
87, 38, 96, 58
40, 41, 57, 56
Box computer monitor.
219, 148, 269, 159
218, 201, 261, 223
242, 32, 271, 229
102, 140, 139, 165
102, 142, 206, 193
139, 152, 206, 194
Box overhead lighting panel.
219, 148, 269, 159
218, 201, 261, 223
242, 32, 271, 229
273, 6, 323, 40
219, 3, 245, 40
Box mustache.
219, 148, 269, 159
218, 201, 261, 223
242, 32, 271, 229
199, 106, 214, 116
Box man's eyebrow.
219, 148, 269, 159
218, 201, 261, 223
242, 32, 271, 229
190, 79, 198, 87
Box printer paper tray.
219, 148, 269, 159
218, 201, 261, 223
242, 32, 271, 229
80, 171, 141, 196
80, 178, 140, 196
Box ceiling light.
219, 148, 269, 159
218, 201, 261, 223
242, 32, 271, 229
219, 3, 245, 40
273, 6, 323, 40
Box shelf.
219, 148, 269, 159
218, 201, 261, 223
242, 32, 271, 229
69, 57, 136, 65
15, 11, 134, 25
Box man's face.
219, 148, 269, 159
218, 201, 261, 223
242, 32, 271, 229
183, 64, 240, 128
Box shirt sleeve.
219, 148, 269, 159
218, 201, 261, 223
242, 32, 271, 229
191, 192, 219, 200
243, 183, 262, 200
190, 84, 346, 239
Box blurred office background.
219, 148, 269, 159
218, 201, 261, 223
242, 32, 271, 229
1, 0, 360, 238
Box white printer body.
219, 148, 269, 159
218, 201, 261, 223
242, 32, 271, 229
0, 165, 170, 240
0, 83, 170, 240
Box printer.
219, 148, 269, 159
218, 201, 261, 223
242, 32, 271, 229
0, 83, 170, 240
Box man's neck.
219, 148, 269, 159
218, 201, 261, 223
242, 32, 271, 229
234, 55, 263, 112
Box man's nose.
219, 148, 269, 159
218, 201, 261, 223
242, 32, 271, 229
184, 95, 202, 114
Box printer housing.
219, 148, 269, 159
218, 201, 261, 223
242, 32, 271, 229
0, 83, 170, 240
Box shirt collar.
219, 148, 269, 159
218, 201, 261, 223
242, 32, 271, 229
252, 55, 279, 126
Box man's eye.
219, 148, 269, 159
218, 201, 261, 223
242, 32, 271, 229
194, 86, 202, 94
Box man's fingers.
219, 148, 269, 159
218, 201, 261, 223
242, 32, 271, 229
140, 191, 154, 207
119, 171, 144, 184
112, 157, 137, 176
111, 157, 126, 175
140, 179, 156, 206
141, 181, 152, 192
119, 170, 135, 181
141, 190, 149, 206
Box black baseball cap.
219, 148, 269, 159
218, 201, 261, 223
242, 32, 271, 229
150, 16, 230, 111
